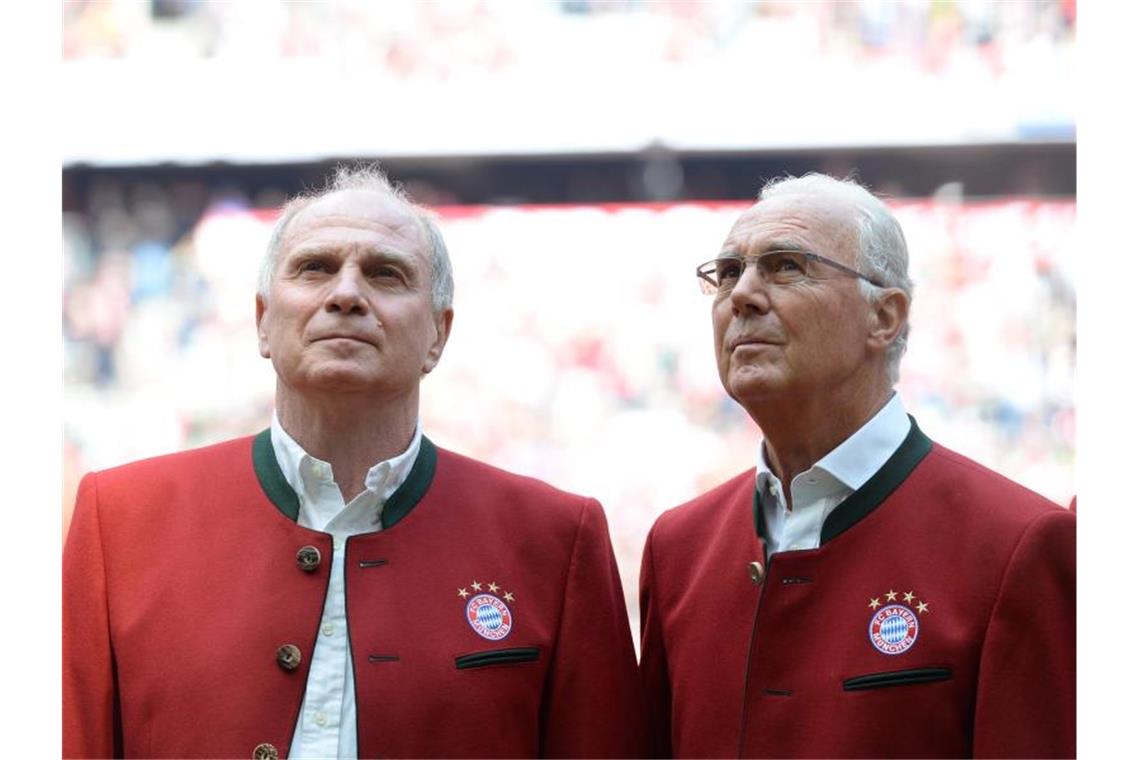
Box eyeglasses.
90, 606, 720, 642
696, 250, 883, 295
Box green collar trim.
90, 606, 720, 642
253, 429, 301, 521
753, 416, 933, 546
251, 429, 438, 529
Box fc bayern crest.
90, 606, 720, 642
868, 604, 919, 655
466, 593, 513, 641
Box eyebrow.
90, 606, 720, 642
286, 244, 418, 266
719, 240, 811, 258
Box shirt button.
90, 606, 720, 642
315, 711, 328, 727
768, 481, 779, 495
276, 644, 302, 671
296, 545, 321, 573
252, 743, 278, 760
322, 623, 335, 637
334, 537, 345, 551
309, 461, 323, 478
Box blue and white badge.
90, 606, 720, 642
466, 593, 513, 641
458, 580, 517, 641
868, 604, 919, 655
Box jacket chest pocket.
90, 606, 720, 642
455, 646, 541, 670
843, 667, 952, 691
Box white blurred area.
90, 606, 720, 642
62, 0, 1076, 624
63, 0, 1074, 163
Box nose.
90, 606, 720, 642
727, 259, 772, 315
324, 266, 368, 315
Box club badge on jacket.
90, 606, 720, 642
866, 589, 930, 655
458, 580, 516, 641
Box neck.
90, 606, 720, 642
750, 382, 893, 496
276, 383, 419, 501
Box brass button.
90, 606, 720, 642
252, 743, 278, 760
296, 545, 321, 572
748, 561, 765, 585
276, 644, 302, 671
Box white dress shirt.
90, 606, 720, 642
756, 393, 909, 557
270, 414, 422, 760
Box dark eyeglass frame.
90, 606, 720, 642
696, 249, 884, 294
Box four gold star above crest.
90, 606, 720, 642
459, 581, 515, 603
869, 597, 881, 609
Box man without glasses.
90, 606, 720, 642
64, 165, 645, 759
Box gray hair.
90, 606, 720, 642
758, 173, 914, 384
259, 164, 454, 312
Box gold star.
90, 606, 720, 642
471, 581, 483, 591
457, 588, 470, 599
488, 582, 500, 593
869, 597, 881, 609
885, 590, 898, 601
504, 591, 515, 603
916, 601, 929, 614
903, 591, 915, 603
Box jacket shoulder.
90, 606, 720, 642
433, 445, 599, 522
913, 442, 1075, 549
91, 436, 256, 488
650, 469, 755, 542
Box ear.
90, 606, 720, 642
255, 293, 272, 359
421, 307, 454, 375
866, 288, 909, 355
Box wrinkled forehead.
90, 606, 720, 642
283, 188, 427, 253
723, 194, 858, 261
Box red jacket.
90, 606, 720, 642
639, 421, 1075, 758
64, 433, 646, 759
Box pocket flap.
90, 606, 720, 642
455, 646, 541, 670
843, 667, 952, 691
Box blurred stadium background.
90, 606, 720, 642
62, 0, 1075, 626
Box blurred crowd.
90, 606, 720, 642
63, 176, 1075, 622
65, 0, 1074, 107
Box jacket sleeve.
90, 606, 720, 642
63, 473, 120, 759
638, 524, 672, 759
973, 508, 1076, 758
539, 498, 648, 758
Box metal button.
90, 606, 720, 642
296, 545, 321, 572
748, 561, 765, 585
252, 743, 278, 760
276, 644, 302, 671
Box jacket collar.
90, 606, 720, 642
753, 416, 933, 546
252, 429, 438, 529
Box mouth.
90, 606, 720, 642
730, 337, 781, 351
313, 334, 377, 347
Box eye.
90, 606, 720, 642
715, 259, 743, 283
297, 258, 332, 274
762, 252, 808, 283
368, 264, 406, 282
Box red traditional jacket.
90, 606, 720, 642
639, 420, 1075, 759
64, 433, 646, 759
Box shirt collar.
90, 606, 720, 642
270, 412, 423, 505
755, 393, 910, 494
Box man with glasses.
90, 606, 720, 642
64, 165, 645, 759
638, 173, 1075, 758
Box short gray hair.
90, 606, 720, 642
259, 164, 454, 312
759, 173, 914, 384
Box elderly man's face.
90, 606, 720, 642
256, 189, 450, 402
712, 195, 875, 408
